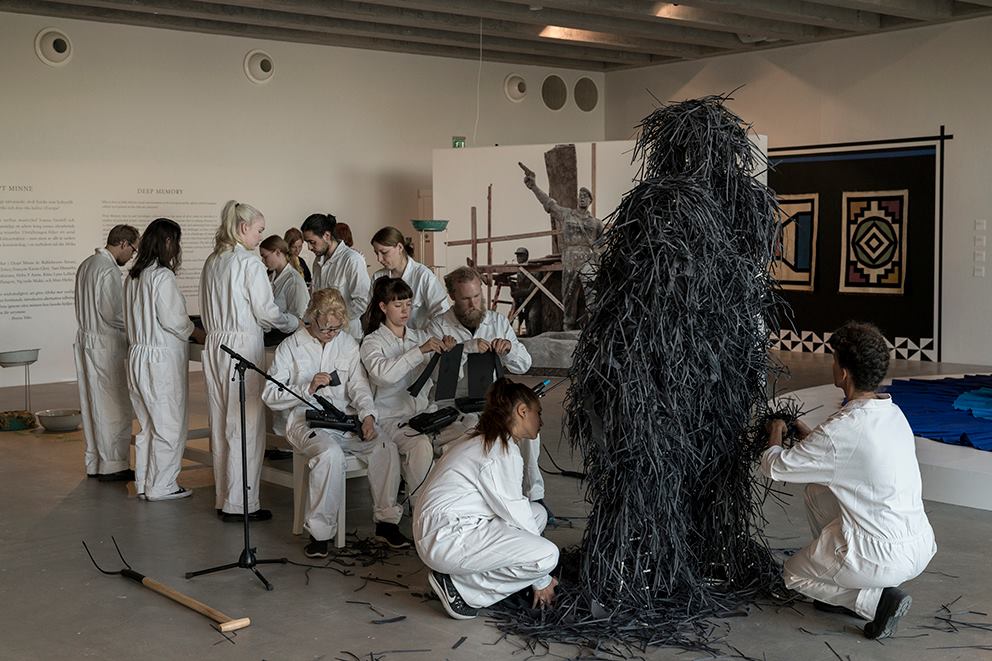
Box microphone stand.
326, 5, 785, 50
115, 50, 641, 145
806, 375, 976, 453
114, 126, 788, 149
186, 344, 307, 591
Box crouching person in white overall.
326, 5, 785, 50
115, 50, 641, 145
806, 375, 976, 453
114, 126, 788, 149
762, 322, 936, 640
262, 288, 410, 558
360, 277, 441, 508
414, 378, 559, 620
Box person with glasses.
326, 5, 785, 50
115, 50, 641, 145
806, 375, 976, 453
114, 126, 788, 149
262, 288, 409, 557
73, 224, 140, 482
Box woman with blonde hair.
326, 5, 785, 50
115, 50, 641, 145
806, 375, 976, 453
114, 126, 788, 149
413, 378, 559, 620
370, 226, 449, 330
200, 200, 302, 522
283, 227, 311, 287
262, 288, 409, 556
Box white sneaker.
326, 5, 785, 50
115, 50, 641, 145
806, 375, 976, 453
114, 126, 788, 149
146, 487, 193, 501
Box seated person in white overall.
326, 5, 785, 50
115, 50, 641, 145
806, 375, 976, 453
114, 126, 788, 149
414, 378, 559, 620
360, 277, 442, 507
426, 266, 545, 506
261, 288, 409, 558
763, 321, 936, 640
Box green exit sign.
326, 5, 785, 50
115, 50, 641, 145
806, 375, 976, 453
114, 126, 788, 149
452, 136, 466, 149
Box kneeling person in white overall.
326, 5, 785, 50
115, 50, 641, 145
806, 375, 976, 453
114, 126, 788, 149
426, 266, 545, 506
360, 277, 442, 508
262, 288, 409, 558
762, 322, 936, 640
414, 378, 559, 620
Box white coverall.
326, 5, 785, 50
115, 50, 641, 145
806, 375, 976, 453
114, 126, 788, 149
427, 309, 544, 501
271, 265, 309, 320
73, 248, 133, 476
371, 258, 450, 330
123, 265, 194, 499
359, 324, 439, 504
262, 327, 403, 541
761, 396, 937, 619
414, 435, 559, 608
312, 242, 370, 339
200, 245, 300, 514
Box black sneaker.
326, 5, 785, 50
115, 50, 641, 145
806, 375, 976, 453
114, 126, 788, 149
427, 570, 478, 620
374, 522, 412, 549
814, 600, 862, 618
98, 469, 136, 482
864, 587, 912, 639
304, 537, 329, 558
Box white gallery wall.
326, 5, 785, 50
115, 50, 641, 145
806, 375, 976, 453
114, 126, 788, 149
605, 16, 992, 366
0, 11, 605, 387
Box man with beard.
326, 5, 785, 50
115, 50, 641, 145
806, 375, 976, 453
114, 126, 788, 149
426, 267, 545, 505
74, 224, 140, 481
301, 213, 370, 339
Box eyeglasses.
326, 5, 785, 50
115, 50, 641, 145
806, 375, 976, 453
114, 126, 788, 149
314, 319, 343, 335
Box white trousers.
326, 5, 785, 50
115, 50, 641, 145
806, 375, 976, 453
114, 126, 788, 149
443, 413, 545, 501
419, 503, 559, 608
288, 425, 403, 542
785, 484, 936, 619
74, 338, 133, 475
380, 419, 434, 507
127, 346, 189, 498
203, 333, 267, 514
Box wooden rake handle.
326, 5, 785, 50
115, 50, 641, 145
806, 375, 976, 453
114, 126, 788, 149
122, 569, 251, 632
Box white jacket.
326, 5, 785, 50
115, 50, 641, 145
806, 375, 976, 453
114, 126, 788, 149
74, 248, 126, 349
761, 396, 935, 545
124, 265, 194, 351
313, 242, 370, 337
359, 324, 434, 421
199, 244, 299, 337
271, 265, 309, 320
415, 435, 539, 537
427, 309, 532, 397
371, 257, 450, 330
262, 327, 377, 439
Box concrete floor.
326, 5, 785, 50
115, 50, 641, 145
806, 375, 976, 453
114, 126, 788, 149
1, 352, 990, 660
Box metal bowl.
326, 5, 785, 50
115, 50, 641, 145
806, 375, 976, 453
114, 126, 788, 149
35, 408, 82, 432
410, 219, 449, 232
0, 348, 40, 368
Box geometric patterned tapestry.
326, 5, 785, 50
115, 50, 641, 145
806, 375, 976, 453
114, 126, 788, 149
839, 190, 909, 294
770, 328, 936, 362
771, 194, 818, 291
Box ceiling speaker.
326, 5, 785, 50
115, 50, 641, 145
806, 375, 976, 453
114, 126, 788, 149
35, 28, 72, 67
244, 49, 274, 84
504, 73, 527, 103
574, 77, 599, 112
541, 75, 567, 111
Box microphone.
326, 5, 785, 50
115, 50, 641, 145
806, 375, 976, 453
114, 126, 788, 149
219, 344, 250, 363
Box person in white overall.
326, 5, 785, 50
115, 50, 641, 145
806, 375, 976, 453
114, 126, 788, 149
360, 277, 444, 509
369, 226, 450, 331
124, 218, 203, 501
262, 288, 410, 558
414, 378, 559, 620
302, 212, 370, 340
762, 321, 937, 640
426, 267, 545, 506
73, 224, 139, 481
200, 201, 302, 522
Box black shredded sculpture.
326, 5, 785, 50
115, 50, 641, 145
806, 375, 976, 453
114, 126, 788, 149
492, 95, 790, 653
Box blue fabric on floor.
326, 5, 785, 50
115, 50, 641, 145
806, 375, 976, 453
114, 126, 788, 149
953, 387, 992, 421
884, 375, 992, 451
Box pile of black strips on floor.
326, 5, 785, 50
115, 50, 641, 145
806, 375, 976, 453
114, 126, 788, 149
490, 95, 796, 656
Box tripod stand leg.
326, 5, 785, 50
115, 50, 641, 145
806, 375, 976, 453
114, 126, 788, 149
252, 567, 273, 591
185, 562, 240, 579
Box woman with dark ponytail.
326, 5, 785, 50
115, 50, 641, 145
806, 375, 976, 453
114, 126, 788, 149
413, 378, 559, 620
370, 226, 450, 330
